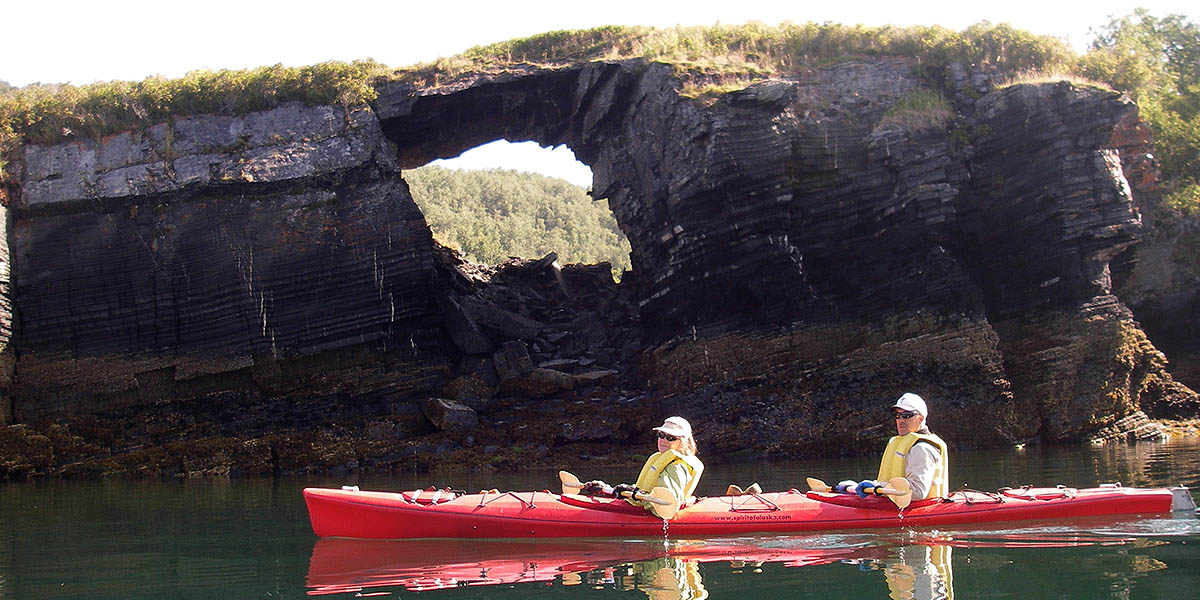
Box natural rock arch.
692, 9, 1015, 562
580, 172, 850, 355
369, 58, 1194, 446
3, 56, 1194, 476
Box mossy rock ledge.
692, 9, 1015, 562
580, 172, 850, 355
0, 57, 1196, 479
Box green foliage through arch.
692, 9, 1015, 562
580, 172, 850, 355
405, 165, 632, 278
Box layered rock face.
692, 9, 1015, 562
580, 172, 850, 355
1108, 113, 1200, 397
8, 104, 450, 419
1, 57, 1195, 477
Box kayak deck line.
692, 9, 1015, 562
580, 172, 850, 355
303, 484, 1193, 540
724, 491, 784, 512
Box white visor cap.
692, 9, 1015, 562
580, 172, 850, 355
653, 416, 693, 438
892, 393, 928, 418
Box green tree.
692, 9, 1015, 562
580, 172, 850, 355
405, 166, 632, 278
1080, 8, 1200, 212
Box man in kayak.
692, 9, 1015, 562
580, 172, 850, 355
838, 393, 949, 500
582, 416, 705, 510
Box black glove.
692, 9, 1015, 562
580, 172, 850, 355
612, 483, 639, 498
580, 481, 608, 496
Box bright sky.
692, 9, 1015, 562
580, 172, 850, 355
5, 0, 1197, 186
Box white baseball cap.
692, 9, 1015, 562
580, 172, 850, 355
653, 416, 693, 438
891, 393, 928, 417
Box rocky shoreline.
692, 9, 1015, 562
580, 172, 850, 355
2, 392, 1195, 480
0, 244, 1192, 480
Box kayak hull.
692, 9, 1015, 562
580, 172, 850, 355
303, 485, 1183, 540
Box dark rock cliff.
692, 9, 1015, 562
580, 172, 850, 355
1, 57, 1195, 478
1108, 114, 1200, 401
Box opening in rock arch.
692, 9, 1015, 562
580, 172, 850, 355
433, 140, 592, 187
406, 140, 632, 280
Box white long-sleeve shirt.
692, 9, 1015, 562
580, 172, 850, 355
905, 441, 943, 500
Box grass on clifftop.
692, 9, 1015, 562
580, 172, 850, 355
876, 89, 955, 132
997, 70, 1113, 90
402, 21, 1077, 97
0, 61, 387, 148
0, 21, 1075, 161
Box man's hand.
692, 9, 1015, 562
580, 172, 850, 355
854, 480, 884, 498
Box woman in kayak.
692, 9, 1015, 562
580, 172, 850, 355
583, 416, 705, 509
837, 393, 948, 500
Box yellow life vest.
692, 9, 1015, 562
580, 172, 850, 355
633, 449, 704, 499
876, 431, 949, 499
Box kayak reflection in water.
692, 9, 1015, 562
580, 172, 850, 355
565, 557, 708, 600
581, 416, 705, 512
835, 393, 950, 501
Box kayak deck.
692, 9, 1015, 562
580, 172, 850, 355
303, 484, 1187, 540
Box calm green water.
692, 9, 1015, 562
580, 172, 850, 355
2, 439, 1198, 599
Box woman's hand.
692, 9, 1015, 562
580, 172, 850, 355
612, 483, 640, 498
580, 480, 609, 496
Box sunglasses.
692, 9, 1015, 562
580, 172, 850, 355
656, 432, 679, 442
893, 411, 919, 420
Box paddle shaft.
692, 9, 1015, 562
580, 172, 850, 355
559, 470, 681, 519
856, 483, 908, 497
806, 477, 906, 496
806, 476, 913, 510
558, 471, 674, 506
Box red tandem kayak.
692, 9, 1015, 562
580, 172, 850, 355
303, 483, 1195, 539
